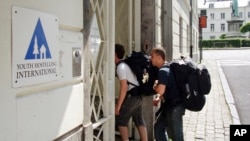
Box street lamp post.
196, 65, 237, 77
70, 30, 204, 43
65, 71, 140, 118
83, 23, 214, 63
199, 26, 203, 63
199, 10, 207, 63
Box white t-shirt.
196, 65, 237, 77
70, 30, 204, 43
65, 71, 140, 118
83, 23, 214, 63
116, 62, 139, 91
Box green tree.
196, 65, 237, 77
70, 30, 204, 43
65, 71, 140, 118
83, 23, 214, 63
240, 22, 250, 33
219, 34, 226, 39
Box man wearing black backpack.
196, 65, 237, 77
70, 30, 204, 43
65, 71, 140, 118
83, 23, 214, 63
115, 44, 148, 141
150, 47, 185, 141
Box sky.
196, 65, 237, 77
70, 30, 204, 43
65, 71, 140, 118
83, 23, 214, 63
198, 0, 249, 8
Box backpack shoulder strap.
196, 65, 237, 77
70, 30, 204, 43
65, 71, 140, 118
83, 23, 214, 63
116, 60, 138, 87
127, 81, 138, 87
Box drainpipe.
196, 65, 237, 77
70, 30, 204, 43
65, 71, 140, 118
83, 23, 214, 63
189, 0, 193, 58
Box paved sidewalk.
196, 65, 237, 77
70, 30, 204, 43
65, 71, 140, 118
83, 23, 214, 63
183, 59, 234, 141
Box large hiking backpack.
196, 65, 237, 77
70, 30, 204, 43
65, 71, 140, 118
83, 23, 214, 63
117, 51, 158, 96
170, 57, 211, 111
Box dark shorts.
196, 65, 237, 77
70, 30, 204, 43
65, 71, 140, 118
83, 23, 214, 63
116, 94, 146, 127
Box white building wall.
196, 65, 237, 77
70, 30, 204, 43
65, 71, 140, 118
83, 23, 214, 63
172, 0, 192, 58
0, 1, 84, 141
0, 2, 15, 140
190, 0, 200, 61
198, 0, 250, 40
155, 0, 162, 47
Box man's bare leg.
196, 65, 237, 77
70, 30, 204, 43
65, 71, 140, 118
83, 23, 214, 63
118, 126, 129, 141
137, 125, 148, 141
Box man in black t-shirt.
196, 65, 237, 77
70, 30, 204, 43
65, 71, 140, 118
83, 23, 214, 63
151, 47, 185, 141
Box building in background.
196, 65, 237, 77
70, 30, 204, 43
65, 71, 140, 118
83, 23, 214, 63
198, 0, 250, 40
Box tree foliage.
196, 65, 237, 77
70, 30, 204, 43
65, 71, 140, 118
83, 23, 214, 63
240, 22, 250, 33
219, 34, 226, 39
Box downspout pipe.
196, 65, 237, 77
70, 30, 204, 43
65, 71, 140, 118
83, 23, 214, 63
189, 0, 193, 58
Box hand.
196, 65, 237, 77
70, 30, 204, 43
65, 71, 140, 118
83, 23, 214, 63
115, 105, 121, 115
153, 97, 160, 106
153, 94, 161, 106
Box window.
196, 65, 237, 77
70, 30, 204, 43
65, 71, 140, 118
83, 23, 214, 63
210, 13, 214, 19
209, 3, 214, 8
210, 36, 215, 39
221, 24, 225, 31
210, 24, 215, 32
248, 12, 250, 18
179, 17, 183, 53
239, 12, 243, 18
221, 13, 225, 19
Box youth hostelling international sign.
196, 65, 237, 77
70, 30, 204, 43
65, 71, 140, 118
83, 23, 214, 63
12, 6, 59, 88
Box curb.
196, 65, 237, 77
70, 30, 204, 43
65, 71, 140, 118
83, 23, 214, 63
203, 47, 250, 50
217, 60, 241, 124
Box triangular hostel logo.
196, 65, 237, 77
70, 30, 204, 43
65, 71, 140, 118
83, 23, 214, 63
25, 18, 52, 60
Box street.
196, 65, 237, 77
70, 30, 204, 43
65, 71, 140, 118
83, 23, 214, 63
203, 48, 250, 124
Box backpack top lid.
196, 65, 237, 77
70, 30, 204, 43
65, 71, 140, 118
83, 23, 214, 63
170, 56, 197, 73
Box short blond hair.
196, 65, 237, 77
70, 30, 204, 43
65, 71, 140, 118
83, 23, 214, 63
151, 47, 166, 60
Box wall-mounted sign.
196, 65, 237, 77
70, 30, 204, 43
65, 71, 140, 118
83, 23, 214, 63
12, 6, 59, 88
199, 16, 207, 28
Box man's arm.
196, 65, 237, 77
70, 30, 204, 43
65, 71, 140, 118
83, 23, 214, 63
153, 82, 166, 106
115, 79, 128, 115
154, 83, 166, 96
